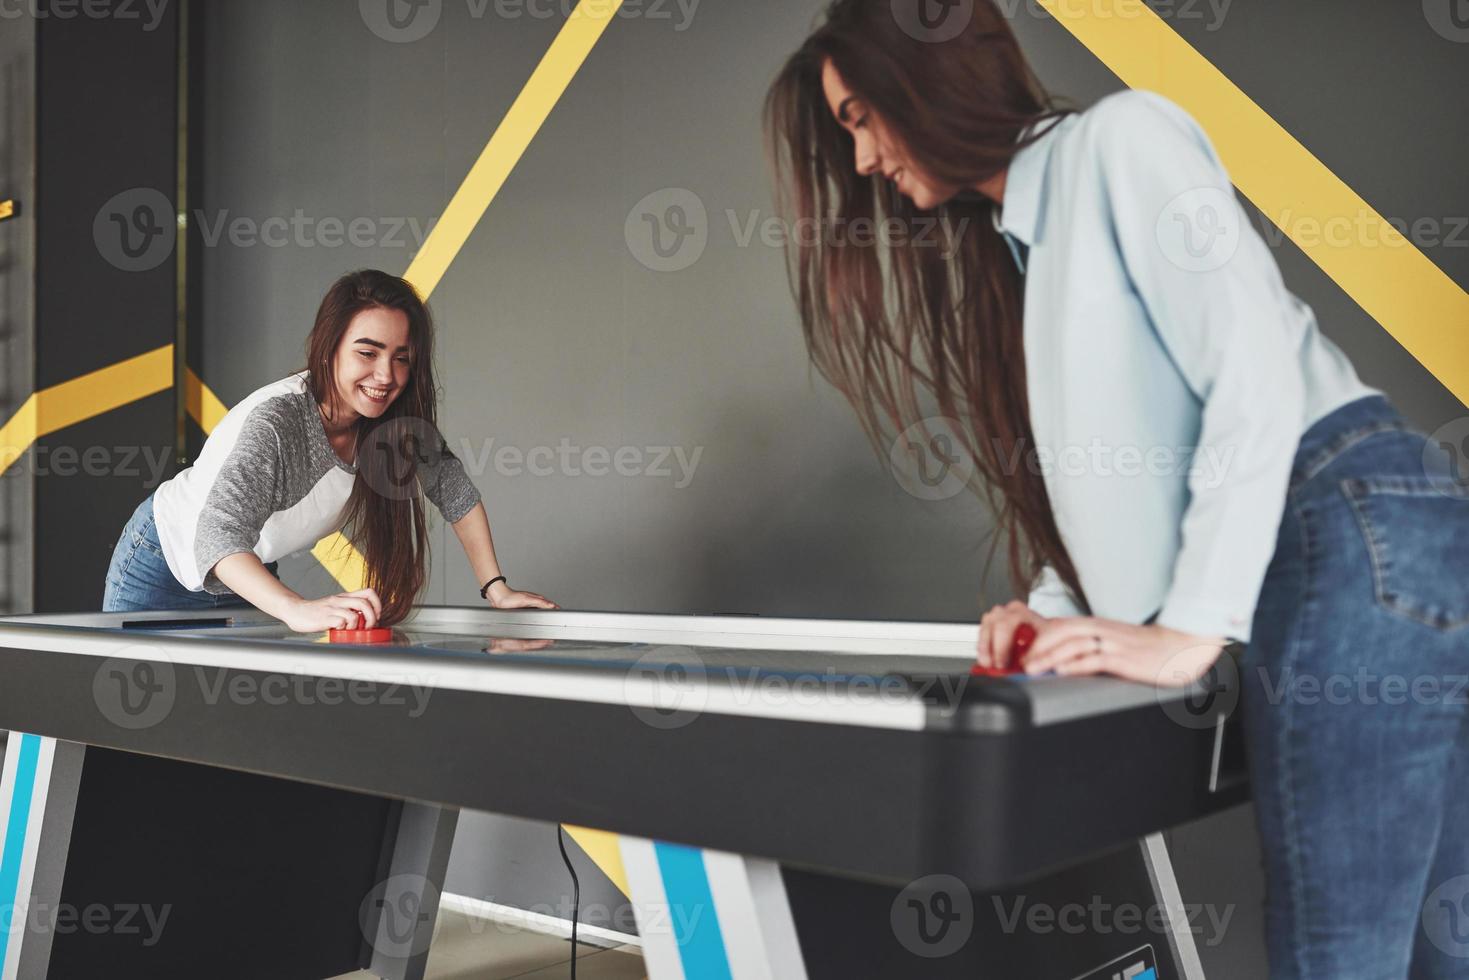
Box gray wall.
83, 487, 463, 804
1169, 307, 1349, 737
198, 0, 1013, 623
192, 0, 1468, 966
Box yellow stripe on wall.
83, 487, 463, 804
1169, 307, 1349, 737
0, 396, 38, 475
0, 346, 174, 477
184, 366, 230, 433
563, 824, 630, 898
37, 346, 174, 434
404, 0, 624, 298
1037, 0, 1469, 406
310, 532, 368, 593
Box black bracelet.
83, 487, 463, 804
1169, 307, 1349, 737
479, 576, 507, 599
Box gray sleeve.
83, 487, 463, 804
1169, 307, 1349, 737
197, 414, 283, 594
420, 440, 481, 525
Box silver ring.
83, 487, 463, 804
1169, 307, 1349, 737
1092, 635, 1103, 654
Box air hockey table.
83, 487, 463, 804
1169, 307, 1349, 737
0, 606, 1247, 979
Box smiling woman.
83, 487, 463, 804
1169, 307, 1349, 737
101, 269, 557, 630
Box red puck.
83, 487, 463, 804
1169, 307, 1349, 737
971, 621, 1039, 676
327, 627, 394, 644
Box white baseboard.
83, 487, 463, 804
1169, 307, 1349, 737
439, 892, 642, 951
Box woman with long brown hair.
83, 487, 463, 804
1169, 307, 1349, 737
103, 269, 554, 628
767, 1, 1469, 975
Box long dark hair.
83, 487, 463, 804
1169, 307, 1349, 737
764, 0, 1088, 611
305, 269, 442, 625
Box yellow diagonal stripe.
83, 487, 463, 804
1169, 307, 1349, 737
0, 199, 14, 221
0, 395, 37, 474
563, 824, 630, 898
37, 346, 174, 433
404, 0, 624, 298
0, 346, 174, 477
310, 532, 368, 592
184, 366, 230, 433
1038, 0, 1469, 406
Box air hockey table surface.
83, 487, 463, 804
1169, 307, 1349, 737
0, 605, 1244, 889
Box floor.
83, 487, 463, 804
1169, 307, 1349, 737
332, 903, 646, 980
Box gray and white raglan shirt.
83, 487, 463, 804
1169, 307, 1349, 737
152, 371, 481, 594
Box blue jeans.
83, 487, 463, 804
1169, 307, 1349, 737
1243, 394, 1469, 978
102, 494, 277, 612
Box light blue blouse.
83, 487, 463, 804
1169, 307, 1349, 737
999, 89, 1376, 642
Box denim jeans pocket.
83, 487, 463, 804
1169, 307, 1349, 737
1342, 475, 1469, 631
130, 520, 167, 558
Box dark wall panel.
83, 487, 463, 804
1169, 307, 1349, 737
0, 13, 36, 614
34, 9, 181, 611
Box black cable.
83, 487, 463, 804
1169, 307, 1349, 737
557, 824, 581, 980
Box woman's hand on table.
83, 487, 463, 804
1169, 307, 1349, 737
1020, 616, 1228, 687
485, 582, 558, 610
282, 589, 383, 633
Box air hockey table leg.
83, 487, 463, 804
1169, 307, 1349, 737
620, 832, 1211, 980
0, 733, 83, 980
1140, 832, 1207, 979
620, 837, 808, 980
361, 801, 460, 980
